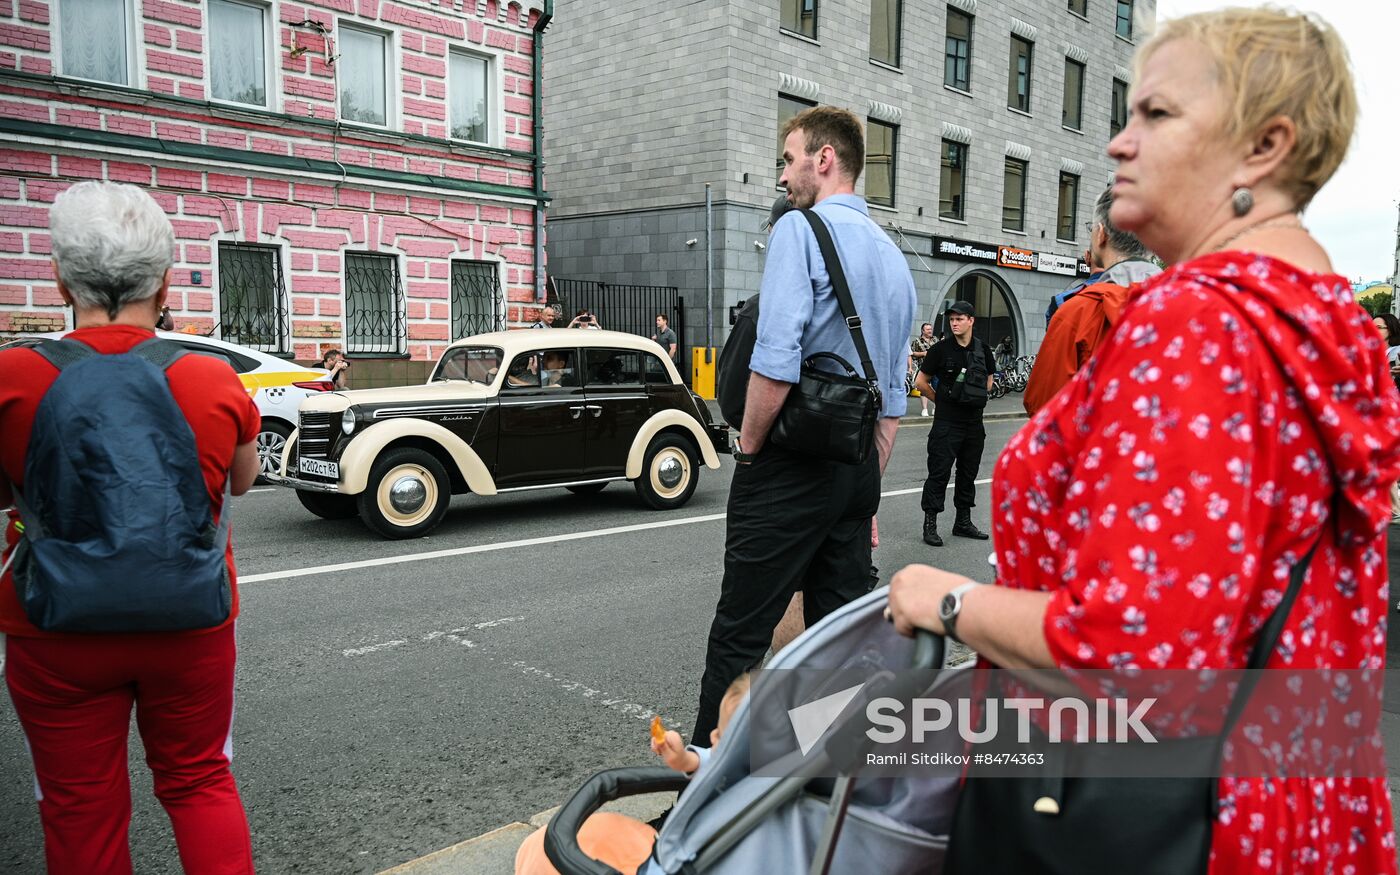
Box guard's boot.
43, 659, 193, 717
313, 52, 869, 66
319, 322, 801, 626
922, 513, 943, 547
952, 508, 990, 540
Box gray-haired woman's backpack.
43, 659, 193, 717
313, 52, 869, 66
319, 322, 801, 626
7, 337, 232, 632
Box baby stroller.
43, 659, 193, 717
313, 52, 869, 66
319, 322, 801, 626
543, 589, 969, 875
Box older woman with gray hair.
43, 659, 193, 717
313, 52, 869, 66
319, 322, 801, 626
0, 181, 259, 872
890, 9, 1400, 873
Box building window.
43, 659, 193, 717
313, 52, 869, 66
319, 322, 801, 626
1057, 173, 1080, 241
1068, 0, 1087, 15
344, 253, 405, 354
781, 0, 817, 39
210, 0, 269, 106
1062, 58, 1085, 130
865, 120, 897, 208
338, 24, 391, 127
1116, 0, 1133, 39
944, 8, 972, 91
1007, 35, 1033, 112
217, 243, 286, 353
450, 260, 502, 340
1002, 158, 1027, 232
60, 0, 131, 85
1111, 78, 1129, 138
450, 51, 490, 144
776, 93, 816, 181
939, 140, 967, 221
870, 0, 901, 66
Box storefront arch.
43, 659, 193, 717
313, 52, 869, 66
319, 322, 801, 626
934, 268, 1023, 363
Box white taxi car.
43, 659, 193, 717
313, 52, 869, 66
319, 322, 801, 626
0, 331, 334, 481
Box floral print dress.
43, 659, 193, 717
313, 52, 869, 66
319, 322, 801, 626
992, 252, 1400, 874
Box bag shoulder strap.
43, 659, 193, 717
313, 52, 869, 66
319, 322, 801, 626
31, 338, 97, 372
128, 337, 189, 372
798, 209, 878, 385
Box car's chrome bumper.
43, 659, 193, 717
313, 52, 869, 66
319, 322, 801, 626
264, 473, 343, 493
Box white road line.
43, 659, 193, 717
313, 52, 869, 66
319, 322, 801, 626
241, 480, 994, 585
246, 488, 276, 493
342, 639, 408, 658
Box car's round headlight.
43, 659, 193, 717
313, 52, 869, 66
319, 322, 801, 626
341, 408, 356, 435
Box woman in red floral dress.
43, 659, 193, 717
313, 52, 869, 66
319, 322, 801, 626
888, 8, 1400, 874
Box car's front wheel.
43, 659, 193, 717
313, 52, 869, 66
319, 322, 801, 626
296, 490, 359, 520
634, 433, 698, 510
256, 420, 293, 484
357, 447, 452, 539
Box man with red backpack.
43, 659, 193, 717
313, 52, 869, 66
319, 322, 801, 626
0, 182, 260, 873
1023, 187, 1160, 416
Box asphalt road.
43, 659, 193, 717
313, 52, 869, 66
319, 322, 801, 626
2, 416, 1398, 873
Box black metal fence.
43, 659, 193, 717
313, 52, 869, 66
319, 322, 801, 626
550, 278, 686, 373
216, 243, 288, 353
345, 252, 406, 355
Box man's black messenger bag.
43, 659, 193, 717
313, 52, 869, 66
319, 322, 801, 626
766, 209, 882, 465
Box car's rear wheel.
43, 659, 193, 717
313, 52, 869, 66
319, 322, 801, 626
566, 482, 608, 495
634, 433, 698, 510
358, 447, 451, 539
256, 420, 293, 484
296, 490, 359, 520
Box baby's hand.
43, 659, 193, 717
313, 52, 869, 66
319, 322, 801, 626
650, 729, 701, 774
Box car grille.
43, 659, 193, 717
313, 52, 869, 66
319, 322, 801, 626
298, 412, 334, 460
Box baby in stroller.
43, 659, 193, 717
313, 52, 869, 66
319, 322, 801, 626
514, 675, 751, 875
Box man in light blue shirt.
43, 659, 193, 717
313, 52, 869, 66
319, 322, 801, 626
691, 106, 916, 744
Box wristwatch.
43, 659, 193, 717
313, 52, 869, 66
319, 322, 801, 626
938, 581, 981, 644
733, 435, 755, 464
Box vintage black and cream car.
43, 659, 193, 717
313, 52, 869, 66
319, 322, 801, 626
271, 329, 729, 539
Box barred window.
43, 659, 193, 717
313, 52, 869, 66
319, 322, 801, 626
217, 243, 287, 353
450, 260, 502, 340
344, 253, 405, 354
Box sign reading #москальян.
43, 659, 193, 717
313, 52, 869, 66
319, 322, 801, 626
933, 235, 1093, 276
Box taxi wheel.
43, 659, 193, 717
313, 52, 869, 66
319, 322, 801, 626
296, 490, 359, 520
358, 448, 451, 539
634, 434, 698, 510
255, 420, 293, 485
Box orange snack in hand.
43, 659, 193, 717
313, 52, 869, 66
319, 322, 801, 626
650, 715, 665, 745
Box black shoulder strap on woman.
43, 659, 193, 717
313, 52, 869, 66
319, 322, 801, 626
799, 209, 879, 386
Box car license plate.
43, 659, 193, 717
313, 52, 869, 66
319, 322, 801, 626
299, 457, 339, 479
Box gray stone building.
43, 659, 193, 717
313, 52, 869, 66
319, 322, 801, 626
543, 0, 1154, 372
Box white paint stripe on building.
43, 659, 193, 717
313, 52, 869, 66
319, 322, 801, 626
243, 480, 993, 585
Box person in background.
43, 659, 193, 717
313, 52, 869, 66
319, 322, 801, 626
652, 314, 679, 362
156, 305, 175, 331
0, 181, 259, 874
1375, 312, 1400, 525
319, 348, 350, 389
909, 323, 935, 417
1022, 186, 1160, 416
530, 305, 558, 329
568, 309, 602, 329
890, 9, 1400, 872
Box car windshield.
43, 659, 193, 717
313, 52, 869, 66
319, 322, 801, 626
432, 346, 505, 383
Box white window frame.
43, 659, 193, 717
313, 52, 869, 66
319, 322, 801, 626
447, 46, 501, 148
206, 0, 277, 111
55, 0, 138, 88
336, 21, 398, 131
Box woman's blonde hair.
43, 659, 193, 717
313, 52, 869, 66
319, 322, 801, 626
1137, 6, 1357, 209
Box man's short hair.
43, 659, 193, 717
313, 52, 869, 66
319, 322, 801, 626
1092, 187, 1151, 261
656, 313, 668, 324
779, 106, 865, 184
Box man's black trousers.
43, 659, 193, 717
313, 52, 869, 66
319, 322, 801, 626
921, 417, 986, 514
691, 445, 880, 745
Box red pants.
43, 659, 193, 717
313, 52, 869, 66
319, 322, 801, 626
5, 626, 254, 874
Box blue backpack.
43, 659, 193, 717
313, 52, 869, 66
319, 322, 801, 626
7, 337, 232, 632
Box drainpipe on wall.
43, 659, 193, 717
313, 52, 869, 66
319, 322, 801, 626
705, 182, 713, 349
532, 1, 553, 304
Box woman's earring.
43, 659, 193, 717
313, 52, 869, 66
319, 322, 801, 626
1231, 187, 1254, 217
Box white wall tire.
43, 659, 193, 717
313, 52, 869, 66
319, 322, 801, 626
634, 434, 698, 510
357, 447, 451, 539
256, 420, 292, 484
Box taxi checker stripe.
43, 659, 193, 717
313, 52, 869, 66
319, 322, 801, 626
237, 480, 992, 584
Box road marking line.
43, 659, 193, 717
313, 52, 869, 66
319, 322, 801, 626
246, 488, 276, 493
342, 639, 408, 657
508, 660, 655, 721
243, 480, 994, 585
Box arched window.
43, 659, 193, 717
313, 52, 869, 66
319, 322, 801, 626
936, 271, 1018, 365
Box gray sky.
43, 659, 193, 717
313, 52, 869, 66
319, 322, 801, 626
1151, 0, 1399, 282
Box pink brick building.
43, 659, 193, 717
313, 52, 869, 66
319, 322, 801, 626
0, 0, 552, 369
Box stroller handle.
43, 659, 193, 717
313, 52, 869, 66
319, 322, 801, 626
543, 766, 689, 875
912, 630, 944, 670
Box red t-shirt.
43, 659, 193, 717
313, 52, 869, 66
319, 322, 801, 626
0, 325, 260, 637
